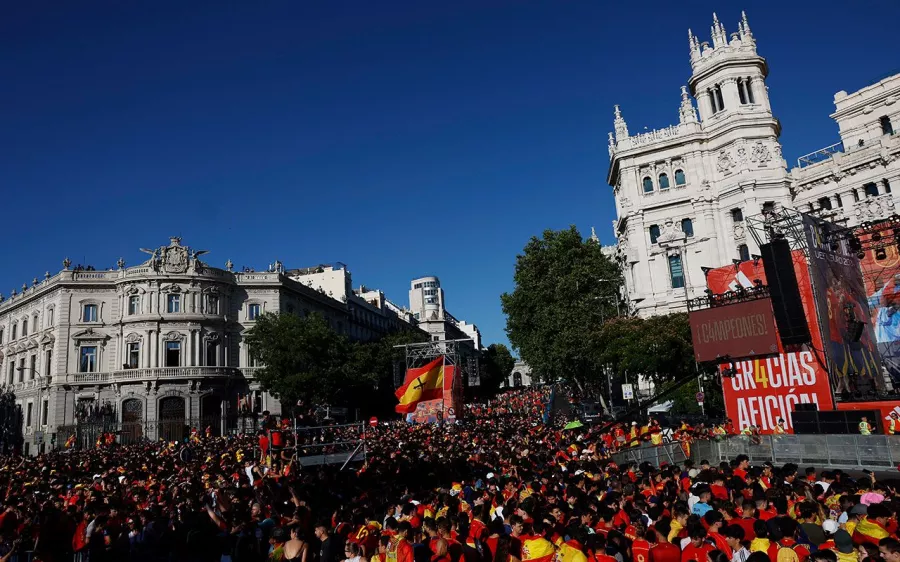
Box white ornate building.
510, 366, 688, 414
0, 238, 422, 455
608, 12, 899, 317
408, 276, 482, 350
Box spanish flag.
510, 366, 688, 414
853, 517, 890, 545
395, 356, 446, 413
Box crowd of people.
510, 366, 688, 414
1, 386, 899, 562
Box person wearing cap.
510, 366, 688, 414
844, 504, 868, 537
820, 520, 840, 551
831, 530, 857, 562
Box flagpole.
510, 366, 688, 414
441, 353, 447, 425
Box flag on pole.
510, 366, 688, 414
395, 356, 446, 413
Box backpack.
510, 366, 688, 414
777, 545, 800, 562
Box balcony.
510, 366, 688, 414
62, 366, 254, 385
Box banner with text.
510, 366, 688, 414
689, 298, 780, 362
707, 253, 833, 432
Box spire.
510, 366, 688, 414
678, 85, 698, 124
711, 12, 726, 48
613, 105, 629, 141
688, 28, 700, 62
590, 227, 600, 244
742, 11, 752, 36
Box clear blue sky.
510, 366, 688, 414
1, 1, 897, 352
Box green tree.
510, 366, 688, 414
245, 312, 365, 407
501, 226, 621, 389
479, 343, 516, 394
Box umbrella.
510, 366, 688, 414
563, 421, 584, 431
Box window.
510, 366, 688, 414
79, 346, 98, 373
864, 182, 879, 198
206, 341, 218, 367
681, 218, 694, 237
738, 77, 755, 105
745, 78, 755, 104
166, 294, 181, 313
658, 173, 670, 190
818, 197, 832, 211
47, 308, 53, 327
18, 358, 24, 382
29, 355, 36, 380
11, 323, 16, 340
83, 304, 98, 322
45, 350, 51, 377
762, 201, 776, 214
21, 319, 27, 337
248, 347, 261, 368
248, 303, 261, 320
709, 84, 725, 113
33, 314, 39, 331
165, 342, 181, 367
881, 116, 894, 136
41, 400, 48, 426
738, 244, 751, 262
668, 255, 685, 289
852, 189, 860, 202
649, 225, 661, 244
128, 295, 140, 315
884, 179, 893, 194
7, 363, 12, 385
26, 403, 32, 428
642, 177, 654, 193
432, 335, 440, 341
836, 194, 843, 208
674, 169, 686, 186
731, 208, 744, 223
206, 294, 219, 315
126, 342, 140, 369
0, 328, 3, 344
414, 283, 422, 289
413, 312, 420, 320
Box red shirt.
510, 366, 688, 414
651, 543, 682, 562
734, 518, 757, 541
258, 435, 269, 453
398, 540, 414, 562
633, 539, 651, 562
681, 542, 714, 562
710, 485, 729, 501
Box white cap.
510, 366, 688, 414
486, 472, 495, 480
823, 520, 839, 534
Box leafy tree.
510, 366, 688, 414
479, 343, 516, 394
501, 226, 621, 389
245, 312, 362, 407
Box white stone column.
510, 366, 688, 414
749, 77, 769, 111
722, 78, 740, 111
698, 91, 713, 121
150, 331, 158, 368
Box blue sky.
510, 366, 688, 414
1, 1, 897, 352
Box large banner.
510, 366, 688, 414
803, 214, 883, 394
859, 242, 900, 386
406, 366, 462, 423
707, 254, 833, 433
689, 298, 780, 362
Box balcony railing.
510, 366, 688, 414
797, 141, 843, 168
62, 366, 253, 385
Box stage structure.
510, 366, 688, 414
393, 339, 470, 423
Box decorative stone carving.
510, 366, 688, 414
125, 332, 142, 343
225, 259, 234, 272
657, 218, 686, 244
733, 224, 746, 240
163, 331, 184, 342
736, 145, 748, 166
716, 151, 735, 173
750, 142, 771, 165
116, 258, 126, 269
63, 258, 71, 270
204, 332, 220, 342
855, 195, 896, 222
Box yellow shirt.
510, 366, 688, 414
668, 520, 684, 544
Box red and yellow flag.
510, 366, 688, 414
395, 356, 446, 413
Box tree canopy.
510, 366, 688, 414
501, 226, 621, 387
479, 343, 516, 393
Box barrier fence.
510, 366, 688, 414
612, 434, 900, 471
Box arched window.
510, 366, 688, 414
649, 225, 661, 244
681, 218, 694, 238
22, 318, 27, 337
658, 173, 670, 189
881, 116, 894, 136
675, 169, 686, 186
642, 177, 654, 193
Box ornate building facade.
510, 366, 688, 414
608, 12, 899, 317
0, 237, 421, 454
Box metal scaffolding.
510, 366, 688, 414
747, 206, 811, 255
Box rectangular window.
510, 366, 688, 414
126, 342, 140, 369
79, 346, 98, 373
248, 347, 261, 368
47, 308, 53, 327
83, 304, 98, 322
884, 179, 892, 194
206, 294, 219, 314
45, 350, 52, 377
731, 208, 744, 223
18, 358, 25, 382
882, 116, 894, 136
128, 295, 140, 315
26, 403, 32, 428
11, 324, 16, 340
248, 303, 261, 320
206, 342, 218, 367
29, 355, 36, 380
852, 189, 860, 202
681, 218, 694, 238
7, 363, 13, 385
864, 182, 879, 198
668, 255, 685, 289
165, 342, 181, 367
166, 294, 181, 313
649, 224, 661, 244
818, 197, 832, 211
738, 244, 751, 262
41, 400, 48, 426
22, 319, 27, 337
0, 328, 3, 344
738, 79, 747, 105
836, 194, 843, 208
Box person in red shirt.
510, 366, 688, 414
632, 527, 652, 562
710, 475, 730, 503
734, 501, 757, 541
257, 430, 270, 462
396, 522, 415, 562
681, 527, 714, 562
733, 455, 750, 482
651, 521, 683, 562
704, 512, 732, 558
